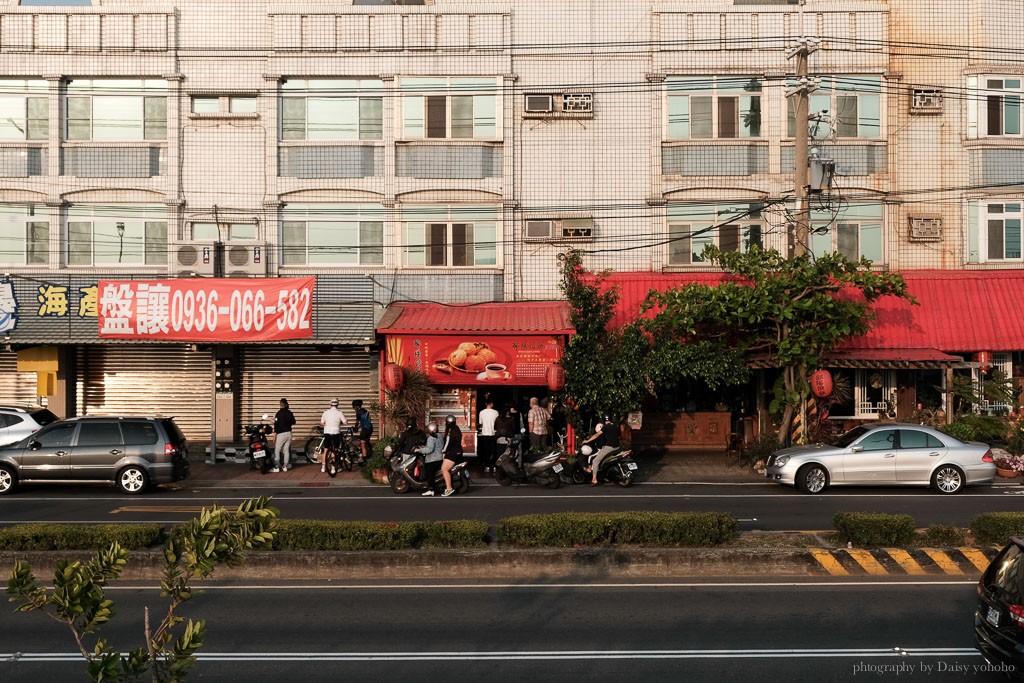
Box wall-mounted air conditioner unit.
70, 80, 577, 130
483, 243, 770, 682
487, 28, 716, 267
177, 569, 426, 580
525, 220, 553, 239
525, 95, 554, 113
908, 215, 942, 241
524, 218, 595, 241
222, 240, 268, 277
910, 88, 943, 114
173, 240, 219, 277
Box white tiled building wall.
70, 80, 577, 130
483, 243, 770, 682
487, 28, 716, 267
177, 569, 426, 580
0, 0, 1016, 301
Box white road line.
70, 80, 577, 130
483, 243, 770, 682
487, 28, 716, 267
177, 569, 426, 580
1, 647, 983, 663
100, 580, 976, 591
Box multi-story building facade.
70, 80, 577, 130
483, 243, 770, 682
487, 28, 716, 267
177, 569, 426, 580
0, 0, 1019, 442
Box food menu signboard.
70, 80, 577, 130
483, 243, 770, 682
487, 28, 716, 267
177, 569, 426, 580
385, 334, 564, 385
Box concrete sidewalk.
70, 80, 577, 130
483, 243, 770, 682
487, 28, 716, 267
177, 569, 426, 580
185, 448, 768, 487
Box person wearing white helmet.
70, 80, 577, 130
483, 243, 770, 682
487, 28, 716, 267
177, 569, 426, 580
271, 398, 296, 473
319, 398, 347, 475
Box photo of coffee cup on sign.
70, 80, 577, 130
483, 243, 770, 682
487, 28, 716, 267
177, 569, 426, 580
432, 341, 511, 381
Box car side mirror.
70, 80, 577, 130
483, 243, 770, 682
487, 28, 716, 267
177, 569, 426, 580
28, 439, 40, 451
850, 445, 864, 453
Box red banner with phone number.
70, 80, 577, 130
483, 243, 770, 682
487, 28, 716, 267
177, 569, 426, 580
97, 277, 315, 341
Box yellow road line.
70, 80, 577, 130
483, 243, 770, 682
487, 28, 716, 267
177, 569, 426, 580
923, 549, 963, 575
884, 548, 926, 576
958, 548, 991, 573
111, 506, 207, 514
810, 550, 849, 576
846, 549, 888, 575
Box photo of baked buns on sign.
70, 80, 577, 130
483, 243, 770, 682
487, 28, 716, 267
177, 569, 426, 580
431, 341, 510, 380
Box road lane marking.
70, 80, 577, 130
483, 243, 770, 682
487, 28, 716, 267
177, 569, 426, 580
845, 549, 888, 575
882, 549, 926, 576
958, 548, 991, 573
111, 506, 208, 514
103, 580, 976, 590
0, 647, 983, 663
922, 549, 964, 575
810, 550, 849, 575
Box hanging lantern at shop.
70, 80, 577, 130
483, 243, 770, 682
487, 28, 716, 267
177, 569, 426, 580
546, 363, 566, 392
810, 369, 833, 398
975, 351, 992, 374
383, 363, 405, 392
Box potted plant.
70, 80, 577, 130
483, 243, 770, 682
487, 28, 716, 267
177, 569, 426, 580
994, 453, 1024, 479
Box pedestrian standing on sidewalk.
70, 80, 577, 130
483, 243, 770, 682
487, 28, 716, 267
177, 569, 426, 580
271, 398, 296, 473
352, 399, 372, 464
527, 396, 550, 454
477, 398, 499, 473
320, 398, 347, 475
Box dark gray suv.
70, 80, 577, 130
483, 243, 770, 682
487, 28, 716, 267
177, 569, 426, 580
0, 415, 190, 495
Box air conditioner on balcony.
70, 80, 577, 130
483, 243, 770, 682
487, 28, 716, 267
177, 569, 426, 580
223, 240, 268, 277
173, 240, 219, 277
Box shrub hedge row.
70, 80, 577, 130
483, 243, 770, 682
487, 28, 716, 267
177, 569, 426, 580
0, 523, 166, 551
4, 511, 1024, 551
833, 512, 917, 546
497, 511, 738, 547
971, 512, 1024, 545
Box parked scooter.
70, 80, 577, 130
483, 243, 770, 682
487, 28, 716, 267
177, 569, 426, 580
387, 448, 470, 495
244, 416, 274, 474
570, 444, 639, 487
494, 431, 564, 489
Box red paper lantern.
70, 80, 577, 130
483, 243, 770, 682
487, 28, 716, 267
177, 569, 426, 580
546, 363, 566, 392
810, 369, 833, 398
975, 351, 992, 374
383, 363, 405, 392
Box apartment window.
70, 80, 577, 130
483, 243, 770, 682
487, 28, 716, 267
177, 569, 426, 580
809, 202, 883, 262
968, 77, 1023, 137
0, 206, 48, 265
402, 206, 498, 267
400, 77, 498, 140
0, 80, 48, 141
667, 76, 762, 139
191, 223, 258, 241
66, 206, 167, 266
787, 76, 882, 139
980, 203, 1023, 261
191, 96, 258, 114
281, 79, 383, 141
281, 204, 384, 266
65, 79, 166, 141
666, 203, 764, 265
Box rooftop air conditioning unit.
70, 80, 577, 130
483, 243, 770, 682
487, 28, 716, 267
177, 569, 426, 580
173, 240, 219, 277
525, 95, 553, 113
223, 240, 268, 277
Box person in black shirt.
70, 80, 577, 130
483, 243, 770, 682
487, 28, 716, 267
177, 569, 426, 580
272, 398, 296, 473
398, 416, 427, 455
588, 415, 621, 485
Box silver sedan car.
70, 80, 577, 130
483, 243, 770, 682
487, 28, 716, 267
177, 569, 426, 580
764, 423, 996, 494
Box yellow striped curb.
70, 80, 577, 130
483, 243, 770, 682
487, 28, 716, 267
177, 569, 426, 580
809, 547, 998, 576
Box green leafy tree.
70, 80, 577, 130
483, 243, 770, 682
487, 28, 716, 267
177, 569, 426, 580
642, 247, 914, 444
7, 496, 279, 682
558, 250, 748, 426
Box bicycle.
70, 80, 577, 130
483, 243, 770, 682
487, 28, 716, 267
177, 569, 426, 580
310, 427, 363, 477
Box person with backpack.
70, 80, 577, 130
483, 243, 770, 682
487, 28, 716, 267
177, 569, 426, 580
352, 399, 372, 464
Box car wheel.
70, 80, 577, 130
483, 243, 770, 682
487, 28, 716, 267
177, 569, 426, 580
932, 465, 964, 494
117, 466, 149, 495
0, 465, 17, 495
796, 464, 829, 494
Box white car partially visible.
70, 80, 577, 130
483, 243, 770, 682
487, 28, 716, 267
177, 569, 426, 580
0, 405, 59, 447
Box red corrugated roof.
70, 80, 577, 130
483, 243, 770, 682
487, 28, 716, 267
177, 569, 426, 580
599, 269, 1024, 353
377, 301, 574, 335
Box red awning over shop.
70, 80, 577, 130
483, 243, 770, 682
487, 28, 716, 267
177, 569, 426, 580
376, 301, 574, 335
599, 269, 1024, 354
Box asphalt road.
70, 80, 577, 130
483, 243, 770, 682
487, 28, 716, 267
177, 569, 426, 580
0, 580, 1007, 682
0, 481, 1021, 530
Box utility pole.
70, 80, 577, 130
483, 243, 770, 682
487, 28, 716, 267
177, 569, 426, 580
786, 2, 820, 257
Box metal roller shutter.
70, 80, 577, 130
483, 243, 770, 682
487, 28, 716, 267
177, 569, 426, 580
239, 347, 375, 444
0, 351, 41, 405
77, 346, 213, 442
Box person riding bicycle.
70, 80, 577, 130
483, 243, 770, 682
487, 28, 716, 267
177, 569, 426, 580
320, 398, 347, 475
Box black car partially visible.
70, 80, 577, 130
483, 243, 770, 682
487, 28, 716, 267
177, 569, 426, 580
975, 537, 1024, 677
